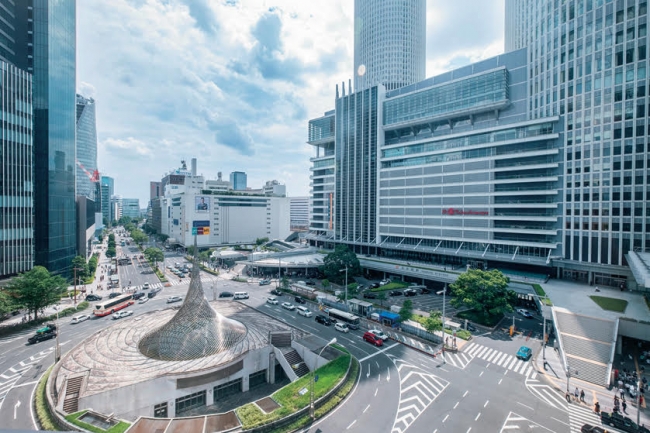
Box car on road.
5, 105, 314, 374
600, 412, 650, 432
296, 306, 312, 317
315, 315, 332, 326
70, 314, 90, 324
294, 296, 306, 304
379, 279, 391, 286
267, 296, 278, 305
465, 323, 478, 332
334, 322, 349, 333
219, 292, 234, 298
305, 280, 316, 286
166, 296, 183, 304
108, 292, 121, 299
363, 331, 384, 346
389, 290, 403, 297
259, 279, 271, 286
580, 425, 608, 433
363, 292, 377, 299
85, 294, 102, 301
369, 283, 380, 289
132, 292, 145, 300
281, 302, 295, 310
403, 288, 418, 297
516, 346, 532, 360
369, 329, 389, 340
419, 288, 432, 294
517, 308, 534, 318
138, 297, 149, 304
28, 325, 57, 344
147, 288, 161, 299
112, 310, 133, 320
270, 289, 283, 296
143, 282, 150, 290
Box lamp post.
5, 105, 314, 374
54, 306, 61, 363
72, 267, 85, 308
310, 337, 337, 419
339, 267, 349, 307
441, 283, 446, 365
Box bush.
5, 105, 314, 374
35, 366, 60, 431
370, 281, 409, 292
456, 309, 503, 327
444, 328, 472, 340
65, 410, 131, 433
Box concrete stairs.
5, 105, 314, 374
62, 375, 84, 414
283, 349, 310, 378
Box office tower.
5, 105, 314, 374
111, 195, 123, 222
0, 62, 34, 278
122, 198, 140, 219
150, 181, 161, 200
101, 176, 114, 223
31, 0, 77, 276
230, 171, 247, 191
504, 0, 649, 286
289, 197, 310, 231
75, 94, 98, 200
354, 0, 426, 92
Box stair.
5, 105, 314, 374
283, 349, 310, 378
62, 376, 84, 414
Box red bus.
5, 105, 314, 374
94, 294, 134, 317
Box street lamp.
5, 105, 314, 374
53, 305, 61, 363
338, 267, 349, 307
441, 283, 446, 365
310, 337, 337, 419
72, 267, 85, 308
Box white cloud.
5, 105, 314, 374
79, 0, 503, 205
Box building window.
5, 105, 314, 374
175, 390, 206, 415
214, 378, 242, 400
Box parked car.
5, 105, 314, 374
85, 294, 102, 301
259, 279, 271, 286
363, 331, 384, 346
516, 346, 532, 360
267, 296, 278, 305
219, 291, 234, 298
166, 296, 183, 304
389, 290, 403, 297
315, 315, 332, 326
465, 323, 478, 332
334, 322, 349, 333
581, 425, 607, 433
281, 302, 295, 310
403, 288, 418, 297
517, 308, 534, 318
294, 296, 306, 304
601, 411, 650, 432
305, 281, 316, 286
270, 289, 283, 296
70, 315, 89, 324
379, 279, 391, 286
369, 283, 380, 289
363, 292, 377, 299
369, 329, 389, 340
112, 310, 133, 320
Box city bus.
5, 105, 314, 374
94, 294, 134, 317
327, 308, 360, 330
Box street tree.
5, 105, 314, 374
450, 269, 515, 322
105, 247, 116, 258
88, 255, 99, 275
118, 216, 132, 226
6, 266, 67, 320
255, 237, 269, 246
377, 291, 387, 308
71, 255, 89, 281
319, 245, 361, 284
423, 310, 443, 333
130, 229, 147, 245
399, 299, 414, 323
144, 247, 164, 268
0, 290, 17, 318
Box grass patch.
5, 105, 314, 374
237, 354, 351, 430
35, 366, 61, 431
410, 315, 472, 340
532, 284, 553, 306
154, 268, 167, 282
232, 277, 248, 283
65, 410, 130, 433
456, 309, 503, 327
589, 296, 628, 313
370, 281, 409, 292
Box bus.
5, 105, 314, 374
109, 275, 120, 288
327, 308, 360, 330
94, 294, 134, 317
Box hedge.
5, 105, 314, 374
35, 366, 61, 431
369, 282, 409, 292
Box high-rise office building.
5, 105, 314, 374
150, 181, 161, 200
230, 171, 247, 191
354, 0, 426, 92
101, 176, 114, 223
30, 0, 77, 277
289, 197, 310, 231
122, 198, 140, 219
504, 0, 650, 287
75, 94, 98, 200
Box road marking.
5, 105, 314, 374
443, 415, 449, 423
479, 371, 483, 377
463, 390, 468, 397
363, 404, 370, 413
466, 428, 471, 433
498, 378, 502, 385
367, 363, 370, 378
387, 367, 390, 382
358, 343, 398, 362
484, 400, 489, 407
475, 412, 481, 421
14, 400, 21, 419
454, 401, 459, 409
551, 416, 569, 426
516, 402, 534, 411
12, 380, 39, 388
347, 420, 356, 429
375, 388, 378, 396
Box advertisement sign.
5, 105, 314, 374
193, 220, 210, 228
195, 196, 210, 212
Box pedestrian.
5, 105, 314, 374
575, 387, 579, 399
594, 401, 600, 413
622, 400, 627, 413
580, 389, 585, 402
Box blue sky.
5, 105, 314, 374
78, 0, 504, 206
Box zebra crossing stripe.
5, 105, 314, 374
463, 342, 476, 353
480, 348, 493, 359
467, 344, 481, 356
476, 346, 489, 358
507, 357, 518, 370
460, 353, 470, 363
498, 354, 511, 366
487, 350, 499, 362
530, 372, 537, 380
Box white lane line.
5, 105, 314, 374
463, 390, 468, 397
484, 400, 489, 408
363, 404, 370, 413
454, 401, 459, 409
358, 343, 398, 362
479, 371, 484, 377
11, 380, 38, 389
443, 414, 449, 423
347, 420, 356, 429
475, 412, 481, 421
498, 378, 503, 385
516, 402, 534, 411
374, 388, 378, 396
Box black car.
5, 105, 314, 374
108, 292, 121, 299
601, 411, 650, 433
315, 315, 332, 326
466, 323, 478, 332
420, 288, 432, 294
85, 294, 102, 301
403, 289, 418, 297
370, 283, 380, 289
270, 289, 283, 296
363, 292, 377, 299
219, 291, 234, 298
389, 290, 403, 296
581, 425, 607, 433
27, 324, 57, 344
305, 281, 316, 286
132, 292, 145, 300
294, 296, 306, 304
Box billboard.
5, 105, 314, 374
195, 196, 210, 213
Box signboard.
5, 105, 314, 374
192, 227, 210, 235
442, 207, 489, 216
195, 196, 210, 213
193, 220, 210, 228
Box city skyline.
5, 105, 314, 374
78, 0, 504, 205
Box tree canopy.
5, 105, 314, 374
144, 247, 164, 267
423, 310, 443, 333
0, 290, 17, 318
450, 269, 515, 321
71, 255, 89, 281
6, 266, 67, 320
399, 299, 414, 323
130, 228, 148, 245
319, 245, 361, 284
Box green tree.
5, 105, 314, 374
0, 290, 17, 318
106, 247, 116, 258
118, 215, 132, 226
130, 229, 147, 245
450, 269, 515, 322
102, 217, 109, 227
255, 237, 269, 246
187, 245, 197, 256
199, 249, 212, 264
281, 276, 290, 290
6, 266, 67, 320
124, 222, 136, 233
377, 291, 387, 308
71, 255, 89, 280
423, 310, 443, 333
88, 255, 99, 275
144, 247, 164, 268
399, 299, 413, 323
321, 279, 330, 289
319, 245, 361, 284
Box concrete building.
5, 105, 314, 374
76, 196, 96, 259
204, 172, 232, 193
229, 171, 247, 191
122, 198, 140, 219
262, 180, 286, 197
100, 176, 114, 223
150, 181, 161, 200
290, 197, 310, 231
111, 195, 123, 222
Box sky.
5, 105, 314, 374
78, 0, 504, 207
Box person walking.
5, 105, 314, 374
580, 389, 585, 402
622, 400, 627, 413
575, 387, 579, 399
594, 401, 600, 413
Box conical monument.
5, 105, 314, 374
139, 237, 247, 361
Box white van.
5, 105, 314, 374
296, 306, 312, 317
234, 292, 249, 300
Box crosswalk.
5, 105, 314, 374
500, 412, 556, 432
525, 376, 568, 409
568, 403, 602, 433
445, 342, 537, 377
0, 348, 54, 408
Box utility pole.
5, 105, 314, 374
441, 283, 446, 364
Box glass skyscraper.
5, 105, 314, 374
230, 171, 247, 191
76, 94, 98, 200
101, 176, 114, 223
354, 0, 426, 92
505, 0, 649, 287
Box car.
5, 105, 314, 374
403, 288, 418, 297
296, 306, 312, 317
112, 310, 133, 320
516, 346, 532, 360
166, 265, 173, 269
363, 331, 384, 346
369, 329, 389, 340
178, 273, 186, 278
28, 326, 57, 344
305, 281, 316, 286
363, 292, 377, 299
166, 296, 183, 304
85, 294, 102, 301
465, 323, 478, 332
580, 425, 608, 433
370, 283, 380, 289
132, 292, 145, 300
108, 292, 121, 299
517, 308, 534, 318
420, 288, 432, 294
389, 290, 403, 297
259, 279, 271, 286
234, 292, 249, 300
143, 282, 150, 290
315, 315, 332, 326
147, 288, 161, 299
138, 297, 149, 304
601, 411, 650, 432
267, 296, 279, 305
379, 279, 391, 286
219, 291, 234, 298
270, 289, 282, 296
70, 314, 89, 324
281, 302, 295, 310
294, 296, 306, 304
334, 322, 349, 333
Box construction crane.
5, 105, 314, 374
76, 160, 100, 183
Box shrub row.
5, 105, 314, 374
35, 366, 61, 431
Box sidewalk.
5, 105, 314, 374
534, 341, 649, 424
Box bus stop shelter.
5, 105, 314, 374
379, 311, 400, 328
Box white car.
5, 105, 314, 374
138, 297, 149, 304
167, 296, 183, 304
517, 308, 533, 318
70, 314, 89, 324
369, 329, 389, 340
267, 296, 278, 305
143, 282, 150, 289
334, 322, 349, 333
112, 310, 133, 320
379, 279, 391, 286
281, 302, 295, 310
